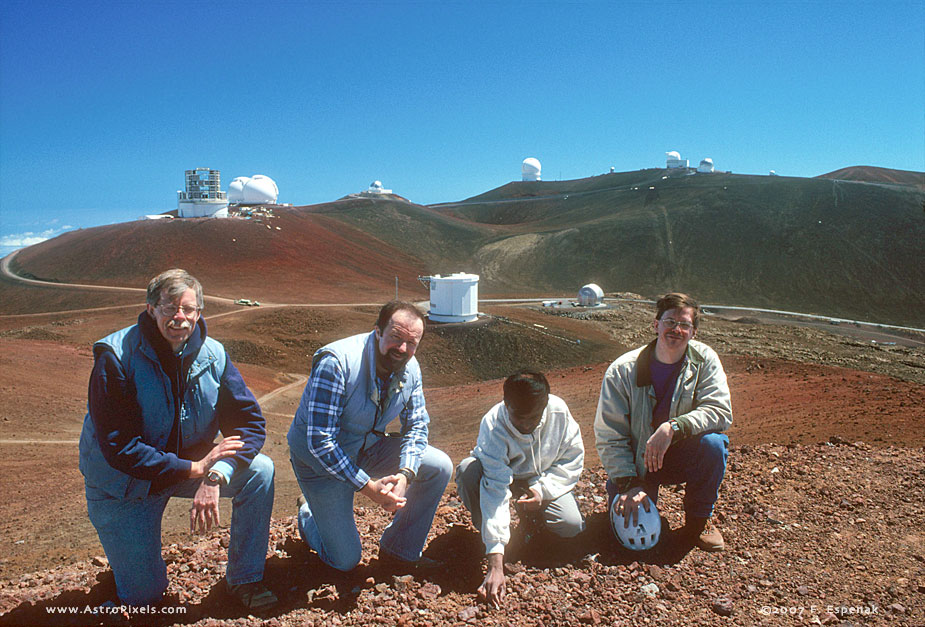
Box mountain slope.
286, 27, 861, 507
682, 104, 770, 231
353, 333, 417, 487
817, 165, 925, 189
5, 170, 924, 325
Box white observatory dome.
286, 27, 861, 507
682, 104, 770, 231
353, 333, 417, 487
228, 177, 249, 203
577, 283, 604, 307
666, 151, 688, 169
698, 158, 715, 173
228, 175, 279, 205
522, 157, 542, 181
243, 175, 279, 204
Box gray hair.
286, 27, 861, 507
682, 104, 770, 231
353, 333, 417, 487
146, 268, 204, 309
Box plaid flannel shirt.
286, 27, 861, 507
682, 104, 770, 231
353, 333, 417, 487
299, 353, 429, 490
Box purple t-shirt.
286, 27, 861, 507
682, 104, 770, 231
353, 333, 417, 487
650, 357, 683, 427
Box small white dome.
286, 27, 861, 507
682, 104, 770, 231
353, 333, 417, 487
371, 180, 383, 189
522, 157, 541, 181
578, 283, 604, 306
666, 151, 681, 160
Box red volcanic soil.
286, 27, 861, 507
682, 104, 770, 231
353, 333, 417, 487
9, 206, 430, 304
0, 296, 923, 625
817, 165, 925, 189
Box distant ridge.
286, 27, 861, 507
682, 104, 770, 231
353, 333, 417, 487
5, 169, 924, 326
816, 165, 925, 189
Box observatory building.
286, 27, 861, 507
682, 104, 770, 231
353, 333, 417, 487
666, 151, 689, 169
177, 168, 229, 218
418, 273, 479, 323
364, 180, 393, 195
522, 158, 541, 181
228, 175, 279, 205
697, 158, 715, 173
577, 283, 605, 307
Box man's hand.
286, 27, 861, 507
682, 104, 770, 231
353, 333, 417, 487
360, 475, 408, 513
515, 485, 543, 512
613, 486, 652, 527
190, 481, 220, 533
190, 436, 244, 478
644, 422, 674, 473
477, 553, 506, 608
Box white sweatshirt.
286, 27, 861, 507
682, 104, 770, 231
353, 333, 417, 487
471, 394, 584, 555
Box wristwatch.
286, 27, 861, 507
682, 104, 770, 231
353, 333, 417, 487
669, 419, 681, 434
398, 467, 416, 482
206, 469, 227, 486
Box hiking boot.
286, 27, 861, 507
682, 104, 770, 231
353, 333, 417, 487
226, 580, 279, 611
680, 516, 725, 552
377, 550, 444, 573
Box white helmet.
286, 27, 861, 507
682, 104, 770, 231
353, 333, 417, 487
610, 498, 662, 551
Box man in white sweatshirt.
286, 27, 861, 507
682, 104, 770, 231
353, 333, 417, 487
456, 370, 585, 608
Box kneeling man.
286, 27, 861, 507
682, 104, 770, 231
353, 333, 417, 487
595, 293, 731, 552
456, 370, 585, 608
79, 269, 276, 610
288, 301, 452, 572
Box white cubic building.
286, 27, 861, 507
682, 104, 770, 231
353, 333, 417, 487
666, 151, 689, 169
228, 175, 279, 205
697, 158, 715, 173
577, 283, 604, 306
419, 273, 479, 323
522, 158, 541, 181
177, 168, 229, 218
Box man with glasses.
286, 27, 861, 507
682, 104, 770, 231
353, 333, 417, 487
79, 269, 277, 610
287, 301, 452, 572
595, 293, 732, 551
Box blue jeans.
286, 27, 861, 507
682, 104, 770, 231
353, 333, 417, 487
290, 436, 452, 571
606, 432, 729, 519
85, 453, 275, 606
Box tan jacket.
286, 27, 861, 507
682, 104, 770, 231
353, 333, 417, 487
594, 339, 732, 481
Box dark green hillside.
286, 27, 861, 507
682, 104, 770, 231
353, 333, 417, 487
302, 195, 496, 273
430, 173, 925, 326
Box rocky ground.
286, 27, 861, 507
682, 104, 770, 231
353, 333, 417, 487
1, 298, 923, 626
1, 440, 922, 626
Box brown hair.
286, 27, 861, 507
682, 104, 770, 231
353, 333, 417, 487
376, 300, 425, 332
655, 292, 700, 329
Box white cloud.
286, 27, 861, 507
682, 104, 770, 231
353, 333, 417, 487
0, 228, 68, 248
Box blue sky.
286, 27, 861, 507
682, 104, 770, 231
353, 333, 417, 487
1, 1, 923, 255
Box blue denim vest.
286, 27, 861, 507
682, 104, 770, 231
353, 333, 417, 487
78, 324, 227, 499
290, 331, 419, 465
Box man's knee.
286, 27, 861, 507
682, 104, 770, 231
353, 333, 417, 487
455, 456, 482, 489
247, 453, 275, 484
697, 433, 729, 469
546, 514, 585, 539
544, 496, 585, 538
421, 446, 453, 484
324, 547, 362, 572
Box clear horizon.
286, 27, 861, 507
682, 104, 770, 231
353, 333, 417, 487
1, 1, 923, 256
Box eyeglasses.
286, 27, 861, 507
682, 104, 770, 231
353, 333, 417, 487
157, 303, 200, 317
660, 318, 694, 331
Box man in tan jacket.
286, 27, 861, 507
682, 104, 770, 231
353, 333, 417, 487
595, 293, 731, 551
